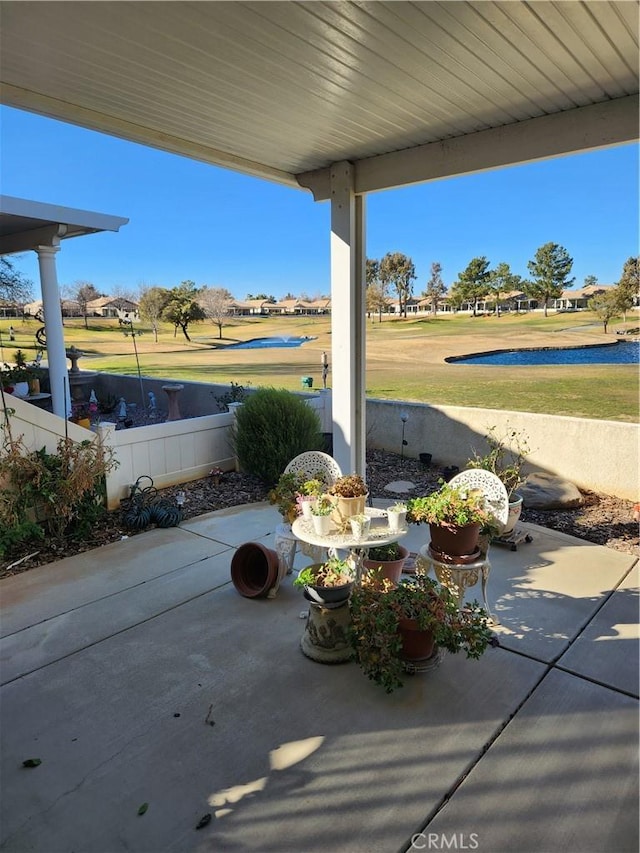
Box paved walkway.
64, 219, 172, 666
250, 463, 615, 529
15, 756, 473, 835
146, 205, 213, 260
1, 502, 638, 853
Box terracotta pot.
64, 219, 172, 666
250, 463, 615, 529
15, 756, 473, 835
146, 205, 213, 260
363, 544, 409, 584
427, 545, 481, 565
231, 542, 280, 598
398, 619, 436, 661
28, 377, 40, 395
429, 521, 480, 557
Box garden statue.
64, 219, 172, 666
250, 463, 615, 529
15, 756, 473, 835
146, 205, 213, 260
148, 391, 157, 415
118, 397, 127, 420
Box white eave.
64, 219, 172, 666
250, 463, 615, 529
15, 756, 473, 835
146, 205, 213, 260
0, 195, 129, 255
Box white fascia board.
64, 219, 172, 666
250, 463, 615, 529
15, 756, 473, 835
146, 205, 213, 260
0, 195, 129, 233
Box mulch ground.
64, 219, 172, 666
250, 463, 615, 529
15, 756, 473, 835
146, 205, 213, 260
1, 449, 637, 578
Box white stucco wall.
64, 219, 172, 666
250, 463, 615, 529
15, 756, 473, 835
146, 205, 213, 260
366, 399, 639, 501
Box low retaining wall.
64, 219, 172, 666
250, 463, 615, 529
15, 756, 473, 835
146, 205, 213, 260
4, 381, 637, 507
366, 399, 639, 501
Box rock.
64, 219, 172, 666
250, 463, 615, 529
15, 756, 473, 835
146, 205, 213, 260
520, 473, 583, 509
383, 480, 416, 494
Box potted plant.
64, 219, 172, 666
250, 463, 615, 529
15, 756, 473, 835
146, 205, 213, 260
386, 501, 407, 532
293, 556, 355, 604
362, 541, 409, 584
349, 570, 494, 692
467, 425, 530, 534
1, 350, 42, 397
309, 494, 333, 534
349, 512, 371, 540
269, 471, 329, 524
406, 481, 496, 557
296, 476, 325, 519
328, 473, 368, 521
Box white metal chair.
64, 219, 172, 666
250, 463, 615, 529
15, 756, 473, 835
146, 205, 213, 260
417, 469, 509, 621
272, 452, 342, 596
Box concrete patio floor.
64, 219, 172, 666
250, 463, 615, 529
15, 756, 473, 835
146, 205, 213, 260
1, 501, 638, 853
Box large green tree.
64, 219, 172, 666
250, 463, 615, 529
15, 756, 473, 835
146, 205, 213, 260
379, 252, 416, 318
423, 261, 446, 316
616, 256, 639, 322
0, 257, 33, 304
488, 262, 522, 315
139, 286, 170, 342
526, 242, 575, 317
162, 281, 206, 342
450, 256, 491, 316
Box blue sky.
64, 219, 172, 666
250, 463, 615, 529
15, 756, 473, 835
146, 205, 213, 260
2, 105, 638, 299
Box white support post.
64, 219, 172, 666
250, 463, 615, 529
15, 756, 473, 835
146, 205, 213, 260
329, 161, 366, 477
36, 243, 71, 419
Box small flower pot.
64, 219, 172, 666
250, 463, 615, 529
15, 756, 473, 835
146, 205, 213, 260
350, 515, 371, 540
386, 508, 407, 532
312, 514, 332, 535
300, 498, 317, 520
419, 452, 432, 467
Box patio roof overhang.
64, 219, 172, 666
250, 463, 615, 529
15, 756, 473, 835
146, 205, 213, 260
1, 0, 638, 472
0, 196, 129, 418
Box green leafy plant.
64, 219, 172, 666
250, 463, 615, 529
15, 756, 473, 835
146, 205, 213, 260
328, 473, 368, 498
349, 570, 494, 692
294, 557, 354, 589
366, 542, 404, 562
309, 494, 333, 516
388, 501, 407, 512
269, 469, 329, 522
212, 381, 247, 413
467, 424, 530, 499
233, 388, 324, 485
406, 481, 494, 530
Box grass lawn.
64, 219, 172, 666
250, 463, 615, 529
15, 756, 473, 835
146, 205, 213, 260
1, 312, 637, 422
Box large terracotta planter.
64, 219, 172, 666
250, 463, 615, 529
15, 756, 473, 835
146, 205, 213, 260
231, 542, 280, 598
363, 544, 409, 584
429, 521, 481, 557
398, 619, 436, 661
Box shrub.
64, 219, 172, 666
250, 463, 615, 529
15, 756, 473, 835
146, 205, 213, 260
233, 388, 324, 485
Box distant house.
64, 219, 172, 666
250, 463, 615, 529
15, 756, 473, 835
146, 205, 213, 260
228, 299, 268, 316
86, 296, 139, 319
0, 300, 21, 318
24, 298, 83, 317
552, 284, 614, 310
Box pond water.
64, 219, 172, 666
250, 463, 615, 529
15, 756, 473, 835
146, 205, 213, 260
449, 341, 640, 366
226, 336, 315, 350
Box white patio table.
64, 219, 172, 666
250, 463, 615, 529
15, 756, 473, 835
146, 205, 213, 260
291, 508, 409, 663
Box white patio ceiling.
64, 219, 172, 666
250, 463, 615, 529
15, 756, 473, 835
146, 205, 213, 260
1, 1, 637, 198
